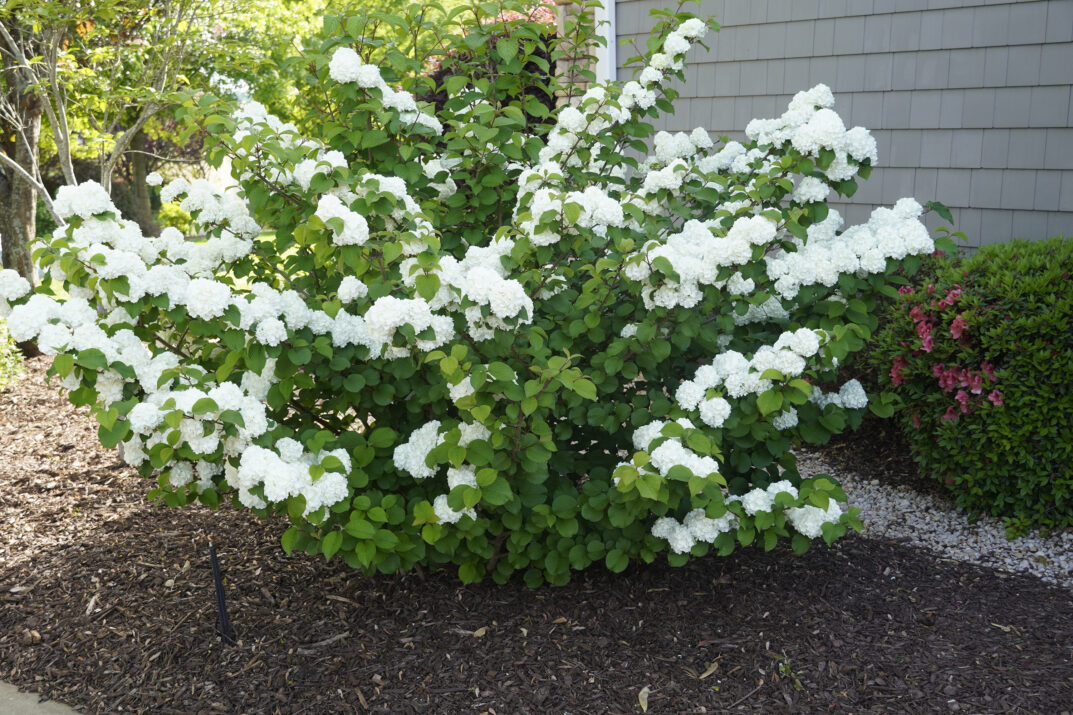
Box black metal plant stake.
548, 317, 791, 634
209, 542, 236, 645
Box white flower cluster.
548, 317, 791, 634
328, 47, 443, 135
810, 379, 869, 410
0, 268, 31, 318
418, 237, 534, 339
786, 500, 844, 538
651, 128, 713, 166
54, 180, 115, 220
630, 419, 721, 479
622, 215, 776, 310
233, 441, 351, 513
422, 158, 459, 200
315, 194, 370, 246
765, 200, 933, 299
673, 328, 822, 424
393, 420, 442, 479
650, 478, 838, 553
745, 84, 878, 181
652, 508, 736, 554
392, 421, 491, 524
294, 150, 347, 192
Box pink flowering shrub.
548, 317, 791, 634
871, 236, 1073, 534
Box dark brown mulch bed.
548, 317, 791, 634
2, 357, 1072, 714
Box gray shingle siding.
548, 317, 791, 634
615, 0, 1073, 246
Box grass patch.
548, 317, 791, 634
0, 319, 25, 392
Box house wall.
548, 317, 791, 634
614, 0, 1073, 247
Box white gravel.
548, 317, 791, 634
796, 450, 1073, 590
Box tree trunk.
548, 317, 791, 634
0, 109, 41, 286
127, 131, 159, 236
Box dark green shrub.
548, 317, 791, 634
871, 236, 1073, 534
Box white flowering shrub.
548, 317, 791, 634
2, 4, 944, 585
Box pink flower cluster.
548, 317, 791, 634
932, 361, 1002, 422
905, 284, 965, 352
892, 283, 1004, 426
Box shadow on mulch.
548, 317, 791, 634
821, 410, 954, 502
1, 358, 1071, 714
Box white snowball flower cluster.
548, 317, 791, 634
429, 237, 535, 338
786, 500, 844, 538
232, 442, 351, 514
328, 47, 442, 135
393, 421, 442, 479
746, 84, 878, 180
54, 180, 115, 219
629, 420, 721, 479
363, 296, 453, 356
652, 130, 701, 164
672, 328, 822, 417
652, 507, 736, 554
793, 176, 830, 204
294, 150, 347, 191
337, 275, 368, 302
315, 194, 370, 246
810, 379, 869, 410
174, 179, 262, 238
765, 200, 933, 299
145, 172, 163, 187
0, 268, 31, 318
433, 494, 476, 524
422, 157, 458, 200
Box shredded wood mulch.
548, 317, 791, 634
1, 357, 1071, 714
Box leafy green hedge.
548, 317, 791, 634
871, 236, 1073, 534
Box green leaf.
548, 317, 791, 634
636, 473, 661, 500
354, 541, 377, 566
476, 467, 497, 487
415, 273, 440, 301
458, 561, 481, 584
605, 549, 629, 573
926, 200, 954, 224
482, 475, 513, 505
281, 527, 300, 555
215, 350, 242, 382
368, 427, 398, 449
572, 378, 597, 400
372, 528, 399, 550
496, 37, 518, 61
75, 348, 107, 371
53, 353, 75, 377
665, 465, 693, 482
98, 419, 130, 449
757, 390, 783, 416
413, 500, 438, 525
345, 517, 376, 539
321, 531, 343, 560
246, 343, 266, 375
192, 397, 219, 415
